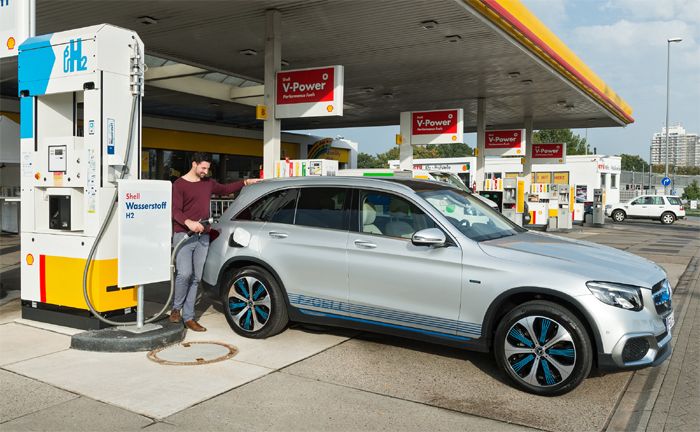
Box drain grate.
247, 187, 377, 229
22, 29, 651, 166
148, 341, 238, 366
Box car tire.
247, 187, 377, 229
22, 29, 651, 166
221, 266, 288, 339
611, 209, 626, 223
494, 300, 593, 396
660, 212, 676, 225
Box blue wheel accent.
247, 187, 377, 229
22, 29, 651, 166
504, 315, 576, 388
511, 354, 535, 374
229, 275, 272, 333
508, 327, 534, 347
541, 359, 557, 385
539, 318, 551, 344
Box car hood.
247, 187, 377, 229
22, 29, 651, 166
479, 231, 666, 289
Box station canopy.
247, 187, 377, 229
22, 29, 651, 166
0, 0, 633, 132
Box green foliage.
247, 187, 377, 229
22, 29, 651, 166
652, 164, 700, 175
620, 154, 650, 171
682, 180, 700, 200
533, 129, 588, 156
357, 143, 473, 169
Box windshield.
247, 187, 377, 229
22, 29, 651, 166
417, 188, 525, 241
429, 172, 469, 191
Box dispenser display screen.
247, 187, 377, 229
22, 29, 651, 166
48, 145, 67, 172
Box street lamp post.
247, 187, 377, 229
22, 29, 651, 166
664, 37, 682, 194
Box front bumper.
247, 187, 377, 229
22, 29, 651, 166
579, 283, 674, 371
597, 328, 673, 371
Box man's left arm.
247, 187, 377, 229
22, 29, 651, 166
211, 179, 260, 196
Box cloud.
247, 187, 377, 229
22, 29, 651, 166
521, 0, 568, 31
573, 19, 696, 52
604, 0, 700, 24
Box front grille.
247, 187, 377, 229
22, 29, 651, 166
622, 337, 650, 363
656, 329, 669, 343
652, 279, 673, 316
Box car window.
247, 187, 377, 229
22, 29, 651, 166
667, 197, 682, 206
359, 190, 436, 239
295, 187, 349, 230
632, 197, 653, 205
234, 188, 298, 224
651, 197, 665, 205
419, 188, 524, 241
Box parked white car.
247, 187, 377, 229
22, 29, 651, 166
606, 195, 686, 225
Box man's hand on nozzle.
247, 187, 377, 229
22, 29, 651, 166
185, 219, 205, 233
244, 178, 262, 186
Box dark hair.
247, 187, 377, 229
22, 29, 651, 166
191, 152, 212, 164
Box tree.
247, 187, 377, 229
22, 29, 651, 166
620, 154, 650, 172
682, 180, 700, 201
357, 152, 381, 168
533, 129, 588, 155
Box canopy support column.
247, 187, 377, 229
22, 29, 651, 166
475, 98, 486, 191
263, 9, 281, 178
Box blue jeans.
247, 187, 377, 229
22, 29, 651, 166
172, 232, 209, 321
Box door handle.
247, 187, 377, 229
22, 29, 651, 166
268, 231, 288, 239
354, 240, 377, 249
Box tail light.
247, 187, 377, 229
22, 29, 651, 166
209, 229, 221, 242
680, 206, 685, 211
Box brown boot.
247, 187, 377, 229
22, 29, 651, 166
169, 309, 181, 323
185, 319, 207, 332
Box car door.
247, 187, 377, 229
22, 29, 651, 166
258, 186, 350, 308
347, 188, 463, 337
626, 196, 649, 218
648, 196, 666, 218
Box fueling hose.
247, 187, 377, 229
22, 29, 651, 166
81, 41, 179, 327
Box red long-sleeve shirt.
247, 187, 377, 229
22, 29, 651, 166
172, 177, 244, 233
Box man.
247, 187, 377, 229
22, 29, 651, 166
170, 152, 260, 331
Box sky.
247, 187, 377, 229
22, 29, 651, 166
297, 0, 700, 160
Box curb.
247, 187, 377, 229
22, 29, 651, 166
605, 256, 700, 431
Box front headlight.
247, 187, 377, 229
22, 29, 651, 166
587, 281, 643, 311
605, 204, 613, 209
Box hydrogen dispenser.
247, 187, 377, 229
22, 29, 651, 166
18, 25, 150, 329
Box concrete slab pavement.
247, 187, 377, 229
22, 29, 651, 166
4, 349, 272, 419
0, 323, 71, 366
153, 372, 534, 432
0, 369, 78, 423
1, 396, 153, 432
282, 335, 629, 432
182, 308, 355, 369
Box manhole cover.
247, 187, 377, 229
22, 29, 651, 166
148, 341, 237, 366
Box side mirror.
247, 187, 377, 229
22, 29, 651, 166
412, 228, 447, 247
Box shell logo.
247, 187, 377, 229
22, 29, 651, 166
326, 105, 334, 113
7, 37, 15, 50
26, 254, 34, 266
451, 135, 457, 141
516, 149, 522, 154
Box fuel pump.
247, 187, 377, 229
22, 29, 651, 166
556, 184, 572, 230
547, 183, 559, 231
501, 178, 518, 225
19, 25, 170, 330
592, 188, 605, 226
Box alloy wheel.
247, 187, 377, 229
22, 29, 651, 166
227, 276, 271, 332
662, 213, 674, 224
504, 315, 576, 387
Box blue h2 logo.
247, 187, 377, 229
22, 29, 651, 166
63, 39, 88, 73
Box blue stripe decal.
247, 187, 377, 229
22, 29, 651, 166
18, 33, 55, 97
298, 309, 472, 342
20, 97, 33, 139
289, 293, 481, 336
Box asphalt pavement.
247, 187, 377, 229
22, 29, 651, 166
1, 218, 698, 431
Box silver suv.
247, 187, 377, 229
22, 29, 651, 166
202, 177, 673, 396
